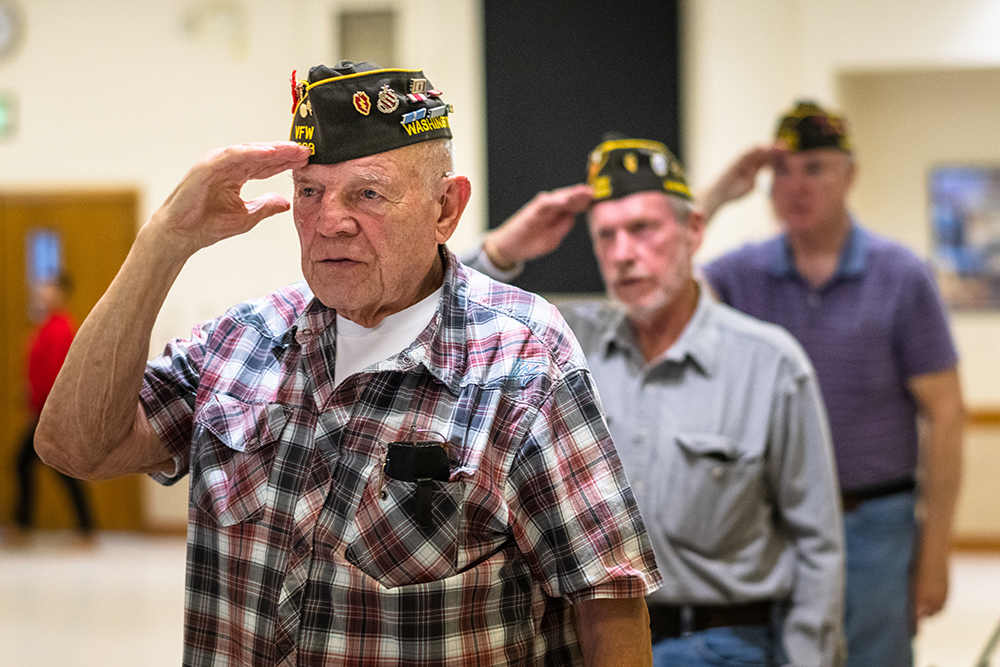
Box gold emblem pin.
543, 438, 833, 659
623, 152, 639, 174
353, 91, 371, 115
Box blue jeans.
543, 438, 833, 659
652, 625, 785, 667
843, 491, 917, 667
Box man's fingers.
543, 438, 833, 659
536, 183, 594, 218
205, 142, 311, 184
242, 142, 312, 180
246, 193, 292, 224
560, 183, 596, 212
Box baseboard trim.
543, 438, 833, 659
967, 409, 1000, 427
953, 536, 1000, 553
142, 524, 187, 538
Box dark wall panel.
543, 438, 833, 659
484, 0, 682, 293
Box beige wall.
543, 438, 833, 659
956, 425, 1000, 541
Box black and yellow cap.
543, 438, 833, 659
775, 100, 851, 153
290, 61, 453, 164
586, 136, 692, 202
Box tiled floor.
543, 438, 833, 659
1, 531, 998, 666
915, 552, 1000, 667
0, 532, 185, 667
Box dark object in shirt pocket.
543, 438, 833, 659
383, 441, 451, 529
384, 441, 450, 482
345, 474, 465, 589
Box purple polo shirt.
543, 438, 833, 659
703, 223, 958, 491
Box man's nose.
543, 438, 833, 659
784, 168, 813, 190
314, 196, 359, 236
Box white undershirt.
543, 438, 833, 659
333, 286, 443, 387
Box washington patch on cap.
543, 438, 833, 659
290, 61, 453, 164
586, 136, 692, 202
775, 100, 851, 153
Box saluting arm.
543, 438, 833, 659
35, 142, 311, 480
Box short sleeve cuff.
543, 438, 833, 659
149, 453, 184, 486
565, 571, 663, 605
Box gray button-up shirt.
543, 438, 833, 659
557, 286, 844, 666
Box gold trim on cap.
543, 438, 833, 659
587, 138, 671, 186
305, 68, 420, 92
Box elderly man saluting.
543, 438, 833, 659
468, 136, 845, 666
35, 62, 661, 666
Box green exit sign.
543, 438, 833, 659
0, 92, 14, 138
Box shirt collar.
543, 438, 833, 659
660, 283, 718, 376
598, 282, 719, 377
288, 246, 468, 394
769, 218, 869, 282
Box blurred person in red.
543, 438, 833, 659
11, 272, 93, 543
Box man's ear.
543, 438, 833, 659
435, 174, 472, 244
687, 206, 707, 254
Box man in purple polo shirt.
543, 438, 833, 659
699, 101, 965, 667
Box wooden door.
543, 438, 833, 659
0, 191, 142, 531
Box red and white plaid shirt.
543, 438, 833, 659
142, 250, 660, 666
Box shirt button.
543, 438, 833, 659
807, 292, 821, 308
712, 466, 725, 481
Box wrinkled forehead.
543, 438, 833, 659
776, 147, 852, 168
588, 190, 675, 228
292, 147, 414, 183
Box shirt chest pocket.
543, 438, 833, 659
655, 432, 766, 555
345, 476, 466, 589
190, 395, 289, 527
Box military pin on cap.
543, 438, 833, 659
353, 91, 371, 115
377, 85, 399, 114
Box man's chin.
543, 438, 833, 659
611, 294, 661, 321
305, 284, 365, 312
781, 215, 819, 233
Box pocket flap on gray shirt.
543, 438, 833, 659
675, 433, 737, 461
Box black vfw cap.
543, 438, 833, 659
290, 61, 454, 164
586, 136, 693, 202
775, 100, 851, 153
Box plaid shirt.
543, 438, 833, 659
142, 250, 660, 666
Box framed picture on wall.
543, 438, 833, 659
929, 164, 1000, 309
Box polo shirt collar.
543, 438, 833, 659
769, 217, 869, 282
